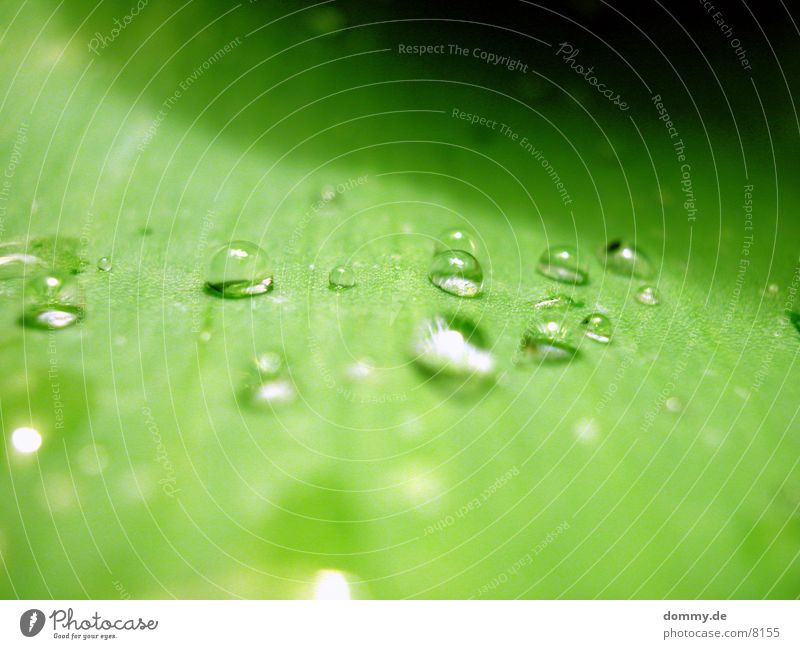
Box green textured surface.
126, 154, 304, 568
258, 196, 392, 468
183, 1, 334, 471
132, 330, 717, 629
0, 1, 798, 599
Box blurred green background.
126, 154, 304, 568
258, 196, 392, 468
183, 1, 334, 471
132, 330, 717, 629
0, 0, 798, 598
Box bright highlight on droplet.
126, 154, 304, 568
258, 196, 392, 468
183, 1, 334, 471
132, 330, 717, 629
11, 427, 42, 454
313, 570, 351, 600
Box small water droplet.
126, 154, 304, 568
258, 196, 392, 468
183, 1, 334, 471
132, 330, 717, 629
11, 426, 42, 454
347, 358, 374, 379
665, 397, 682, 413
412, 315, 494, 377
428, 250, 483, 297
254, 351, 282, 375
766, 283, 780, 295
581, 312, 612, 343
598, 239, 655, 278
21, 272, 85, 330
574, 418, 599, 442
533, 293, 584, 310
97, 256, 112, 272
205, 240, 273, 298
240, 352, 295, 409
536, 246, 589, 285
433, 227, 478, 255
320, 184, 337, 202
329, 264, 355, 289
635, 285, 661, 306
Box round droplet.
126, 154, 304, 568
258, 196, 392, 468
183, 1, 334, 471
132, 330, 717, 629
533, 294, 584, 310
428, 250, 483, 297
240, 353, 295, 409
313, 570, 351, 600
11, 426, 42, 454
536, 246, 589, 285
433, 227, 478, 255
581, 312, 612, 343
205, 241, 273, 298
254, 351, 282, 375
21, 272, 85, 330
412, 315, 494, 377
635, 285, 661, 306
97, 256, 112, 272
598, 239, 655, 278
329, 265, 355, 289
518, 332, 578, 363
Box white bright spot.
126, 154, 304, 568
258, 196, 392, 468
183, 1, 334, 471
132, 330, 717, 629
313, 570, 351, 600
574, 418, 599, 443
11, 427, 42, 454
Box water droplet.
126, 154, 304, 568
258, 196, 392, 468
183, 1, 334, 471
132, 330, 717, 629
518, 314, 577, 363
635, 285, 661, 306
581, 312, 612, 343
240, 353, 295, 409
428, 250, 483, 297
433, 227, 478, 255
347, 358, 374, 379
329, 264, 355, 289
574, 418, 599, 442
533, 293, 584, 310
412, 315, 494, 377
254, 351, 282, 375
766, 283, 780, 295
97, 256, 112, 272
598, 239, 655, 278
320, 184, 337, 202
11, 426, 42, 454
666, 397, 682, 412
205, 241, 273, 298
21, 272, 85, 330
536, 246, 589, 285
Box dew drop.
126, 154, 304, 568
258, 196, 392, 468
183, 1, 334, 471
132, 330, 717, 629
240, 352, 295, 409
518, 333, 578, 363
412, 315, 494, 377
433, 227, 478, 255
533, 293, 584, 310
635, 285, 661, 306
21, 272, 85, 330
536, 246, 589, 285
428, 250, 483, 297
581, 312, 612, 343
598, 239, 655, 279
205, 241, 273, 298
329, 264, 355, 289
97, 256, 112, 272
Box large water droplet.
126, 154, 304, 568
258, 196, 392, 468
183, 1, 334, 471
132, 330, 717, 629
581, 312, 612, 343
536, 246, 589, 285
412, 315, 494, 377
429, 250, 483, 297
533, 293, 584, 310
518, 332, 578, 363
205, 241, 273, 298
97, 256, 112, 272
598, 239, 655, 278
329, 264, 355, 289
433, 227, 478, 255
21, 272, 85, 330
635, 285, 661, 306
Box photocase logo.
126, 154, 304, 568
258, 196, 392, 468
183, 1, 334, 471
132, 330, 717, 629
20, 609, 45, 637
